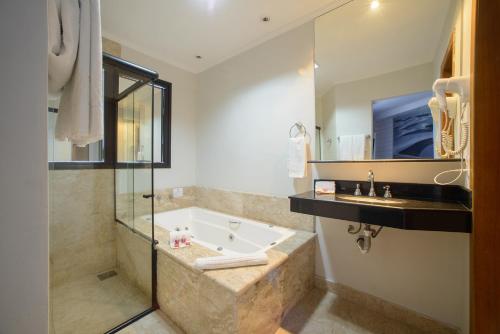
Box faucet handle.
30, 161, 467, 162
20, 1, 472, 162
354, 184, 362, 196
383, 185, 392, 198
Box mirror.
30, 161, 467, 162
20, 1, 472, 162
314, 0, 471, 161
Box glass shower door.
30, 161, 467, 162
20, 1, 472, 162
115, 74, 155, 312
49, 54, 158, 334
111, 59, 157, 332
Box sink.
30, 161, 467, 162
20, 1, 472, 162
335, 194, 406, 205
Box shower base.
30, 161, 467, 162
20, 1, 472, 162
50, 271, 150, 334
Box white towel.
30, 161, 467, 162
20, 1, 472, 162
48, 0, 80, 96
338, 135, 368, 160
55, 0, 104, 147
338, 135, 353, 160
194, 252, 269, 270
288, 136, 307, 178
351, 134, 368, 160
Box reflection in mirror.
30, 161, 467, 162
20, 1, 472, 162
314, 0, 471, 161
117, 80, 164, 163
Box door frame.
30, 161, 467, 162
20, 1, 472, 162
471, 0, 500, 332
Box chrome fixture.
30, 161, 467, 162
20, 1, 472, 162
229, 220, 241, 229
289, 122, 307, 138
368, 170, 376, 197
383, 185, 392, 198
354, 183, 362, 196
348, 223, 383, 254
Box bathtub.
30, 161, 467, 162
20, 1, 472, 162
149, 207, 295, 255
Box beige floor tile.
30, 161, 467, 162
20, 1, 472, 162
50, 271, 151, 334
279, 289, 439, 334
118, 311, 184, 334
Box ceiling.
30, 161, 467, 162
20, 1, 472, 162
315, 0, 455, 96
101, 0, 352, 73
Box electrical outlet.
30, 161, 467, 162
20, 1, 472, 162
172, 187, 183, 198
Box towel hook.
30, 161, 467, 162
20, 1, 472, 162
289, 122, 307, 138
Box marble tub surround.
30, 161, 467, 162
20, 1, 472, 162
117, 186, 314, 233
49, 169, 116, 287
314, 277, 459, 334
195, 187, 314, 232
155, 223, 316, 334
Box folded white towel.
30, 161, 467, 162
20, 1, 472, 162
56, 0, 104, 147
288, 136, 307, 178
194, 252, 268, 270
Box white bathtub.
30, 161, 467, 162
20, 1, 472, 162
149, 207, 295, 255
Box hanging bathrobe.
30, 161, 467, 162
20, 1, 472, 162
48, 0, 79, 96
49, 0, 104, 146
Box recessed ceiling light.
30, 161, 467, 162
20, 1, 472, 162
370, 0, 380, 10
315, 63, 320, 69
261, 16, 271, 22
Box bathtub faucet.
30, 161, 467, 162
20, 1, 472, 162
229, 220, 241, 229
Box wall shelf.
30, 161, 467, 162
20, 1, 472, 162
289, 181, 472, 233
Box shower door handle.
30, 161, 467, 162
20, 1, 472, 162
142, 194, 154, 199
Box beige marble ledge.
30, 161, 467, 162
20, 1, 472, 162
155, 224, 316, 296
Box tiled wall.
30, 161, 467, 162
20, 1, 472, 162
50, 177, 310, 288
49, 170, 116, 287
195, 187, 314, 232
117, 186, 313, 232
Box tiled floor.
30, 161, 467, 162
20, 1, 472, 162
50, 272, 151, 334
117, 311, 183, 334
278, 289, 437, 334
118, 289, 441, 334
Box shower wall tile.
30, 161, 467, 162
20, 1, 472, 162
49, 169, 116, 287
195, 187, 314, 232
102, 37, 122, 57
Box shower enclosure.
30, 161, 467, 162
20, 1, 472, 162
49, 53, 159, 334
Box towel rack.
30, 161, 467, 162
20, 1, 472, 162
337, 134, 371, 141
289, 122, 307, 138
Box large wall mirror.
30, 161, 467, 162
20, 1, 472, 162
314, 0, 472, 161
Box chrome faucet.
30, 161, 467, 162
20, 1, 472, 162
383, 185, 392, 198
368, 170, 376, 197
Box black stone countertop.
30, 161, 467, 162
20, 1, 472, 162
289, 182, 472, 233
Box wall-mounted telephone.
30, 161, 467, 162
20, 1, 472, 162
429, 76, 470, 185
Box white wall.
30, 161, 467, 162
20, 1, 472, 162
314, 161, 469, 333
196, 24, 315, 197
319, 63, 435, 160
0, 1, 49, 333
118, 46, 198, 192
